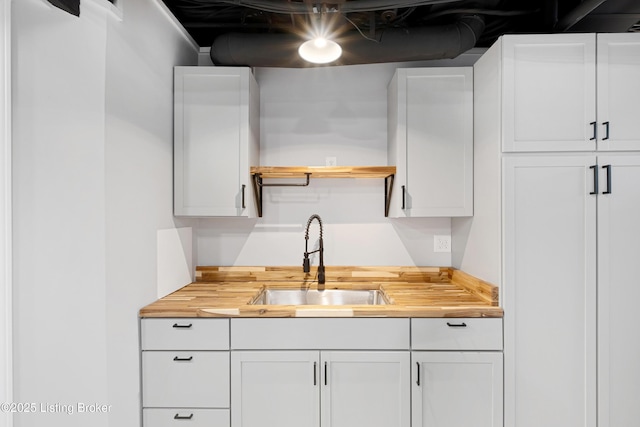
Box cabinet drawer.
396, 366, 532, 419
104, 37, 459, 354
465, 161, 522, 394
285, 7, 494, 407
142, 351, 230, 408
143, 409, 229, 427
141, 319, 229, 350
411, 318, 502, 350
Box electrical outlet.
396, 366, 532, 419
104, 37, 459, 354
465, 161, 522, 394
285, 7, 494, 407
434, 235, 451, 253
325, 157, 337, 167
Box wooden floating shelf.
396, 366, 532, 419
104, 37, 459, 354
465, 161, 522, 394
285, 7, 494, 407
250, 166, 396, 218
250, 166, 396, 179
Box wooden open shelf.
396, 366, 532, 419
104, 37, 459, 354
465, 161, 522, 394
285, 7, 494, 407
250, 166, 396, 217
250, 166, 396, 179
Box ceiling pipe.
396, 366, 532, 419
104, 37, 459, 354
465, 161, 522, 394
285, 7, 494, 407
210, 15, 485, 67
555, 0, 608, 31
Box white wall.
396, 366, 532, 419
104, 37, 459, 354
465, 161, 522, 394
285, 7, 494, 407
195, 56, 483, 267
12, 0, 198, 426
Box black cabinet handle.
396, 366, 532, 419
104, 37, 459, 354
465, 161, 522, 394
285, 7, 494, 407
416, 362, 420, 386
446, 322, 467, 327
313, 362, 317, 386
602, 165, 612, 195
324, 362, 328, 386
241, 184, 246, 209
590, 122, 597, 141
589, 165, 598, 195
401, 185, 406, 210
173, 356, 193, 362
603, 122, 610, 141
174, 413, 194, 420
172, 323, 192, 328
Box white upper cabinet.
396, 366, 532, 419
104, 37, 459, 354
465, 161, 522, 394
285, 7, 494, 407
388, 68, 473, 217
502, 34, 597, 152
174, 67, 259, 217
596, 34, 640, 151
502, 33, 640, 152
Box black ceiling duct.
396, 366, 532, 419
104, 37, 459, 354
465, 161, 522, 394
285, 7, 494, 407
210, 15, 485, 67
47, 0, 80, 16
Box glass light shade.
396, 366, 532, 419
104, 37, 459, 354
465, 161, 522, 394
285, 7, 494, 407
298, 37, 342, 64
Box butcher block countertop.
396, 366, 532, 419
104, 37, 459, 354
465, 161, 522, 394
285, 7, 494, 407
140, 266, 503, 318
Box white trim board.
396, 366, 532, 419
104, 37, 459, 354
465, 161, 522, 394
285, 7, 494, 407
0, 0, 12, 426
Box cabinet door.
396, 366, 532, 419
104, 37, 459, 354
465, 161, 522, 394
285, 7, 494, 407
597, 33, 640, 151
502, 34, 596, 152
503, 155, 597, 427
412, 352, 502, 427
321, 351, 410, 427
231, 351, 319, 427
597, 155, 640, 427
388, 68, 473, 217
174, 67, 258, 217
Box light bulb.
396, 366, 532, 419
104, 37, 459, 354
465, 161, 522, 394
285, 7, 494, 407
314, 37, 328, 48
299, 37, 342, 64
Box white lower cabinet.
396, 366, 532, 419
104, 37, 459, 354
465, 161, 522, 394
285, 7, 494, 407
230, 351, 410, 427
321, 351, 410, 427
230, 351, 319, 427
412, 352, 503, 427
141, 318, 503, 427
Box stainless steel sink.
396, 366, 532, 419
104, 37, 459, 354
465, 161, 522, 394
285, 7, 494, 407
251, 289, 389, 305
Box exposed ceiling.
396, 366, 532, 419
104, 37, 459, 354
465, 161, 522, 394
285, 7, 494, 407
160, 0, 640, 66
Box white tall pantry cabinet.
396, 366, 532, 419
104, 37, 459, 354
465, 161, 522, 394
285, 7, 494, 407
456, 32, 640, 427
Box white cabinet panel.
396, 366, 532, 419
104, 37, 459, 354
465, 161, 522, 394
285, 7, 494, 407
142, 351, 230, 408
388, 68, 473, 217
230, 318, 410, 350
597, 155, 640, 427
502, 34, 597, 152
503, 155, 597, 427
596, 34, 640, 151
231, 351, 319, 427
321, 351, 410, 427
412, 352, 502, 427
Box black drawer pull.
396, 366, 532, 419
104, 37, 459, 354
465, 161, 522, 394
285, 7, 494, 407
172, 323, 193, 328
446, 322, 467, 327
174, 413, 194, 420
416, 362, 421, 386
173, 356, 193, 362
590, 121, 597, 141
603, 121, 610, 140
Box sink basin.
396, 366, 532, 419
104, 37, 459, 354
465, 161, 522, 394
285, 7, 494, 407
251, 289, 389, 305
